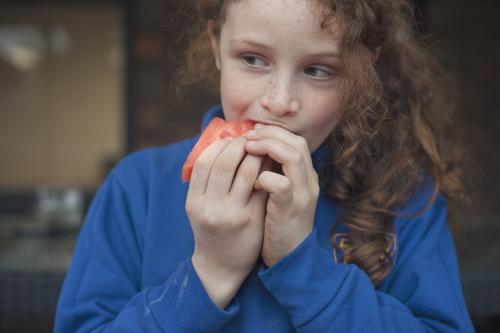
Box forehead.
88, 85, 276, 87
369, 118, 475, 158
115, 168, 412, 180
222, 0, 341, 46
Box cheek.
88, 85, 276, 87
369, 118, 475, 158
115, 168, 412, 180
307, 90, 341, 125
308, 110, 339, 141
220, 70, 260, 120
302, 91, 341, 149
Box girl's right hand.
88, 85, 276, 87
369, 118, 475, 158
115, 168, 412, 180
185, 136, 269, 308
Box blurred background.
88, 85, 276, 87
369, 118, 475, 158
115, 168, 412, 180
0, 0, 498, 332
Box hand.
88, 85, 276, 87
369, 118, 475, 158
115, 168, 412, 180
186, 136, 270, 307
245, 124, 320, 267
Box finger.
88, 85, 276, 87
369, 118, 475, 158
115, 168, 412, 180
245, 138, 309, 191
246, 157, 273, 212
255, 171, 293, 207
230, 154, 264, 204
205, 137, 247, 196
188, 137, 234, 197
246, 124, 316, 177
248, 187, 268, 212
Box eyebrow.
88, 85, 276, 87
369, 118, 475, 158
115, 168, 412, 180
229, 38, 342, 59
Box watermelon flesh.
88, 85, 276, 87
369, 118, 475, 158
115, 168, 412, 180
181, 117, 255, 182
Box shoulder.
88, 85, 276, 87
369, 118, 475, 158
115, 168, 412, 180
388, 173, 452, 268
91, 137, 198, 234
382, 173, 449, 266
393, 172, 448, 228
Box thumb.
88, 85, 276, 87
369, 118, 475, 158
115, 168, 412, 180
248, 157, 273, 209
254, 157, 273, 192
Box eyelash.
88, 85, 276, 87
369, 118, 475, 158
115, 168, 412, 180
241, 55, 335, 79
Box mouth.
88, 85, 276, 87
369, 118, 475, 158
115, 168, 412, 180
250, 119, 294, 133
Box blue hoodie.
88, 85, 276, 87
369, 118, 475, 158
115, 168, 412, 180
55, 105, 475, 332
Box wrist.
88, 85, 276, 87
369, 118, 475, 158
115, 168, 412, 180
191, 255, 246, 309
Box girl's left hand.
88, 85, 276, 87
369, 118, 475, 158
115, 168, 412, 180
245, 123, 320, 268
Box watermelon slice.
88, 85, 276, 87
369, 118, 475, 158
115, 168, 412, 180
181, 117, 255, 182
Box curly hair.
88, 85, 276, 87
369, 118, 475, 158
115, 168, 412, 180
169, 0, 471, 287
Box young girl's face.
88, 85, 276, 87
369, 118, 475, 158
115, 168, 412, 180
209, 0, 343, 152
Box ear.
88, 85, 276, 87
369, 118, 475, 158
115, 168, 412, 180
207, 20, 221, 70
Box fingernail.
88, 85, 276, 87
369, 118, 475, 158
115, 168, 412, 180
246, 130, 257, 138
246, 141, 257, 147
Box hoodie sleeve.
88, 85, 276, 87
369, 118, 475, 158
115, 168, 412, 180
257, 193, 475, 333
54, 172, 239, 333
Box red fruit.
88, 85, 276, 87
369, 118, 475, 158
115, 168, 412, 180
181, 117, 255, 182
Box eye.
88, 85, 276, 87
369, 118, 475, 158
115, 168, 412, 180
304, 66, 335, 79
241, 55, 267, 67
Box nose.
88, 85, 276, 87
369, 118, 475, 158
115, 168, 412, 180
260, 73, 300, 117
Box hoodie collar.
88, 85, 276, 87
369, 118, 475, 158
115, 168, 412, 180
201, 104, 225, 131
201, 105, 333, 186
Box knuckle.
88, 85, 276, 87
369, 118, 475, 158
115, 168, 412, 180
185, 198, 199, 216
297, 187, 319, 208
311, 183, 320, 199
201, 208, 248, 232
313, 171, 319, 183
203, 218, 219, 232
218, 219, 246, 232
276, 177, 291, 193
202, 209, 222, 230
302, 192, 318, 209
185, 200, 193, 214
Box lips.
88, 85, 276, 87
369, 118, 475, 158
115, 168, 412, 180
249, 119, 293, 132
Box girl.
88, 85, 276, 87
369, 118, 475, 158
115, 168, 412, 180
55, 0, 475, 332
